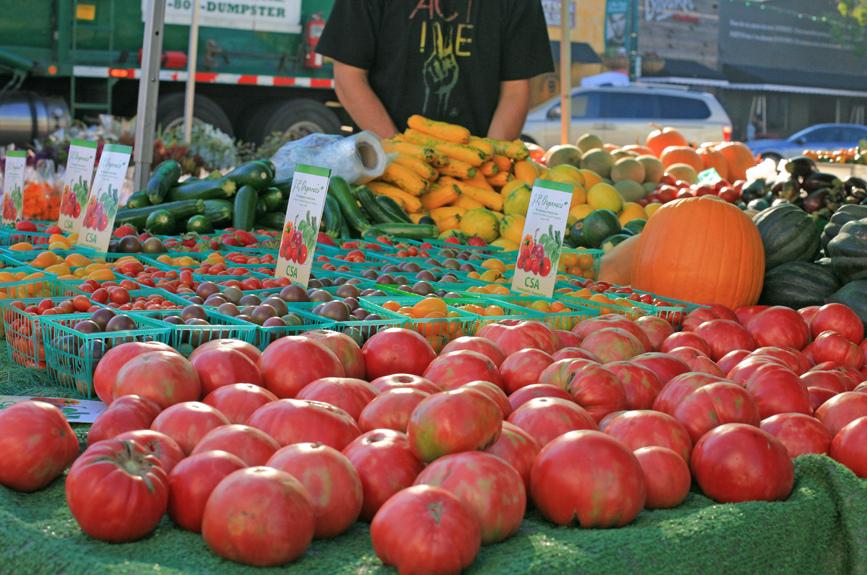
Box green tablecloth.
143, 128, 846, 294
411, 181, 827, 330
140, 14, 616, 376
1, 344, 867, 575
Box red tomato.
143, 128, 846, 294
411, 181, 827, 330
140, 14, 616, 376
691, 319, 757, 361
0, 401, 79, 492
571, 314, 652, 352
87, 395, 162, 446
499, 348, 555, 395
506, 396, 596, 447
462, 380, 511, 419
267, 442, 363, 539
92, 341, 181, 404
298, 329, 366, 379
812, 330, 865, 369
188, 338, 262, 365
665, 346, 725, 377
150, 401, 231, 456
201, 467, 314, 566
814, 391, 867, 437
810, 303, 865, 344
65, 438, 169, 542
440, 335, 507, 367
113, 350, 201, 410
190, 346, 262, 397
371, 484, 480, 574
475, 320, 560, 357
407, 387, 502, 462
342, 429, 426, 521
579, 327, 646, 363
201, 383, 278, 425
167, 450, 246, 533
246, 398, 360, 451
358, 388, 431, 433
668, 380, 761, 444
531, 430, 646, 527
483, 420, 541, 495
604, 361, 664, 411
830, 416, 867, 478
741, 362, 814, 419
422, 350, 504, 392
295, 377, 380, 422
368, 373, 441, 394
414, 450, 525, 545
259, 336, 344, 399
507, 383, 575, 412
760, 412, 833, 457
660, 330, 711, 356
361, 328, 437, 381
191, 423, 280, 466
691, 423, 794, 503
743, 306, 811, 350
603, 409, 693, 463
633, 446, 691, 509
539, 358, 628, 423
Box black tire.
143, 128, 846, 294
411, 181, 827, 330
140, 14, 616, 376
155, 93, 234, 138
245, 99, 341, 145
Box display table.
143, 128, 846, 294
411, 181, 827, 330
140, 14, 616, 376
1, 346, 867, 575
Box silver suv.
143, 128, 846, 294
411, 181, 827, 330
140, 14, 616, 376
521, 85, 733, 150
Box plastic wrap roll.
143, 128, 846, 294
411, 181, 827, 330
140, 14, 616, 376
270, 131, 389, 184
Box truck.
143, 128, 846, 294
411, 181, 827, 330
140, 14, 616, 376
0, 0, 344, 147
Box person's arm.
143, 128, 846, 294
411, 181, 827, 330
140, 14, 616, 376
486, 79, 531, 141
332, 60, 399, 139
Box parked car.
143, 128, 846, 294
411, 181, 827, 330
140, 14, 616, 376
746, 123, 867, 162
520, 85, 732, 151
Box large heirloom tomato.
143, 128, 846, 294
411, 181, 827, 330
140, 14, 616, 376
150, 401, 231, 455
66, 438, 169, 542
422, 350, 504, 391
201, 466, 314, 566
87, 394, 161, 446
485, 421, 541, 494
258, 336, 344, 399
539, 358, 627, 422
530, 430, 646, 528
167, 450, 247, 532
246, 399, 361, 451
603, 409, 693, 463
113, 350, 201, 409
691, 423, 794, 503
191, 424, 280, 467
371, 485, 481, 575
477, 319, 561, 357
93, 341, 180, 404
362, 328, 437, 381
0, 401, 80, 492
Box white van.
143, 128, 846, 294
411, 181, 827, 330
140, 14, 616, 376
521, 85, 733, 150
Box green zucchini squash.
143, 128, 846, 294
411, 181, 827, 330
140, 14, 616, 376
357, 185, 396, 224
363, 222, 438, 240
323, 193, 343, 239
124, 190, 152, 210
114, 200, 204, 231
146, 159, 182, 205
329, 176, 370, 235
233, 185, 259, 231
375, 195, 413, 223
202, 199, 233, 229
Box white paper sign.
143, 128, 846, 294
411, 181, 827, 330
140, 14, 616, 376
77, 144, 132, 253
276, 164, 331, 287
511, 178, 573, 298
58, 139, 99, 235
0, 395, 108, 423
152, 0, 302, 34
2, 150, 27, 225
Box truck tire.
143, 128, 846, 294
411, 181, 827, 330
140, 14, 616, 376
155, 93, 234, 138
246, 99, 341, 145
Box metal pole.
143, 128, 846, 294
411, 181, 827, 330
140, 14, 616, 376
560, 0, 572, 145
627, 0, 639, 81
134, 0, 167, 192
183, 0, 201, 143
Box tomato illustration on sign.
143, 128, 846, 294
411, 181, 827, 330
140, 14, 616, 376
516, 226, 558, 277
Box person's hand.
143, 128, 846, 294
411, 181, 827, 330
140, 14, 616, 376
423, 22, 459, 117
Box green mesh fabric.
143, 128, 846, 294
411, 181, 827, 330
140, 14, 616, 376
1, 344, 866, 574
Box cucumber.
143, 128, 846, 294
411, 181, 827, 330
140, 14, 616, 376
125, 190, 152, 210
364, 222, 438, 240
323, 193, 343, 239
114, 200, 204, 230
146, 209, 176, 235
186, 214, 214, 234
202, 199, 233, 229
329, 176, 370, 235
166, 160, 273, 202
233, 185, 259, 231
258, 187, 284, 212
256, 212, 285, 230
147, 159, 182, 205
357, 185, 396, 224
375, 195, 412, 223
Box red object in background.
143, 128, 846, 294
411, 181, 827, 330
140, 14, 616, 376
137, 50, 188, 69
304, 12, 326, 68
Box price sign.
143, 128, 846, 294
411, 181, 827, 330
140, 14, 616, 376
77, 144, 132, 253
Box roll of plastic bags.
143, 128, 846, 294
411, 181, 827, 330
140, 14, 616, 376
270, 131, 390, 184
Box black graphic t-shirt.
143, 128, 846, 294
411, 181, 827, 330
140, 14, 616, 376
316, 0, 554, 136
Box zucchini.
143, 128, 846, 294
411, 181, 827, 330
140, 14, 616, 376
165, 160, 273, 202
147, 160, 183, 205
271, 177, 293, 195
323, 193, 342, 239
258, 187, 284, 212
145, 209, 177, 236
202, 199, 233, 229
186, 214, 214, 234
363, 222, 438, 240
233, 185, 259, 231
357, 185, 396, 224
329, 176, 370, 235
125, 190, 152, 210
255, 198, 269, 220
224, 160, 274, 190
256, 212, 285, 230
376, 195, 412, 223
114, 200, 204, 230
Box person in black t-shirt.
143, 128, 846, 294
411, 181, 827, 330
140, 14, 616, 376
315, 0, 555, 140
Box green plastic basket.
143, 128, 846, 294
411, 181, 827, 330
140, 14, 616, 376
290, 301, 406, 347
359, 296, 479, 353
553, 288, 652, 321
137, 308, 258, 356
0, 296, 105, 368
453, 294, 599, 333
557, 248, 603, 281
255, 308, 337, 350
41, 313, 172, 398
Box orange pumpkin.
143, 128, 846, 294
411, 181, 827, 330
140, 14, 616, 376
696, 146, 729, 181
660, 146, 704, 172
621, 144, 656, 156
714, 141, 757, 182
645, 125, 689, 157
630, 195, 765, 309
